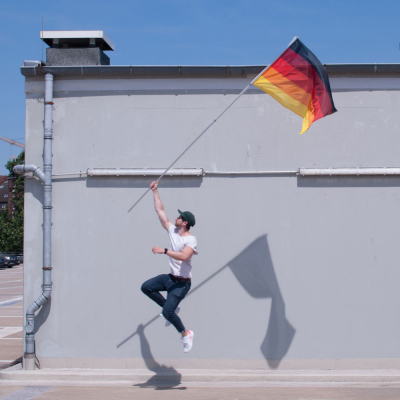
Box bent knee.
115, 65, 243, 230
141, 283, 150, 294
162, 308, 174, 320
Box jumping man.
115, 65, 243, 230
141, 180, 197, 353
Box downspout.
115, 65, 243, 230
13, 165, 46, 183
14, 73, 53, 370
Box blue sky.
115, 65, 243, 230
0, 0, 399, 175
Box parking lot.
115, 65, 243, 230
0, 264, 23, 370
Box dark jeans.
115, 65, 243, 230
141, 274, 191, 333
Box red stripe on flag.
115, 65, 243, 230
281, 49, 333, 119
266, 49, 333, 121
267, 57, 312, 92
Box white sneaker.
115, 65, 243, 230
159, 307, 180, 327
181, 330, 194, 353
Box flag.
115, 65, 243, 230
253, 38, 337, 134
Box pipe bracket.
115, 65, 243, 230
25, 323, 34, 334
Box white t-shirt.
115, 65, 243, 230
168, 224, 198, 278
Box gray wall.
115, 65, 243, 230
23, 72, 400, 368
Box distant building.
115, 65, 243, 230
0, 177, 9, 212
0, 175, 15, 213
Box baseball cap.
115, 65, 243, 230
178, 209, 196, 227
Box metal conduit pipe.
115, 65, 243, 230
299, 168, 400, 176
51, 168, 400, 178
14, 73, 54, 370
87, 168, 204, 177
204, 170, 297, 176
13, 164, 46, 183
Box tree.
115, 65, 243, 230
0, 150, 24, 252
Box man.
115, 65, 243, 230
141, 180, 197, 353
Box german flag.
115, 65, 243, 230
253, 39, 337, 134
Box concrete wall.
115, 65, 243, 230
23, 72, 400, 369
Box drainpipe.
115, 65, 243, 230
13, 165, 45, 183
14, 73, 53, 370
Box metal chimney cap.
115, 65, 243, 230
40, 30, 115, 51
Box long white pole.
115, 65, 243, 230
128, 36, 299, 212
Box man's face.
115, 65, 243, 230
175, 215, 186, 228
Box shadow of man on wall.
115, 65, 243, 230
226, 234, 295, 368
133, 324, 185, 390
118, 234, 295, 369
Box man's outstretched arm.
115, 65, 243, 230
152, 246, 194, 262
150, 180, 173, 230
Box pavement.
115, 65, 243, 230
1, 383, 400, 399
0, 264, 23, 372
2, 266, 400, 399
2, 363, 400, 399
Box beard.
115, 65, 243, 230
175, 219, 185, 229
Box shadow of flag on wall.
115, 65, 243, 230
226, 235, 296, 368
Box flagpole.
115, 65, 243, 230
128, 36, 299, 213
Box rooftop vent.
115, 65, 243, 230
40, 30, 114, 66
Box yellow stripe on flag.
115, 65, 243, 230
262, 67, 311, 107
254, 75, 308, 118
299, 102, 314, 134
300, 110, 312, 134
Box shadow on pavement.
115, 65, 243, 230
0, 356, 22, 371
133, 324, 186, 390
